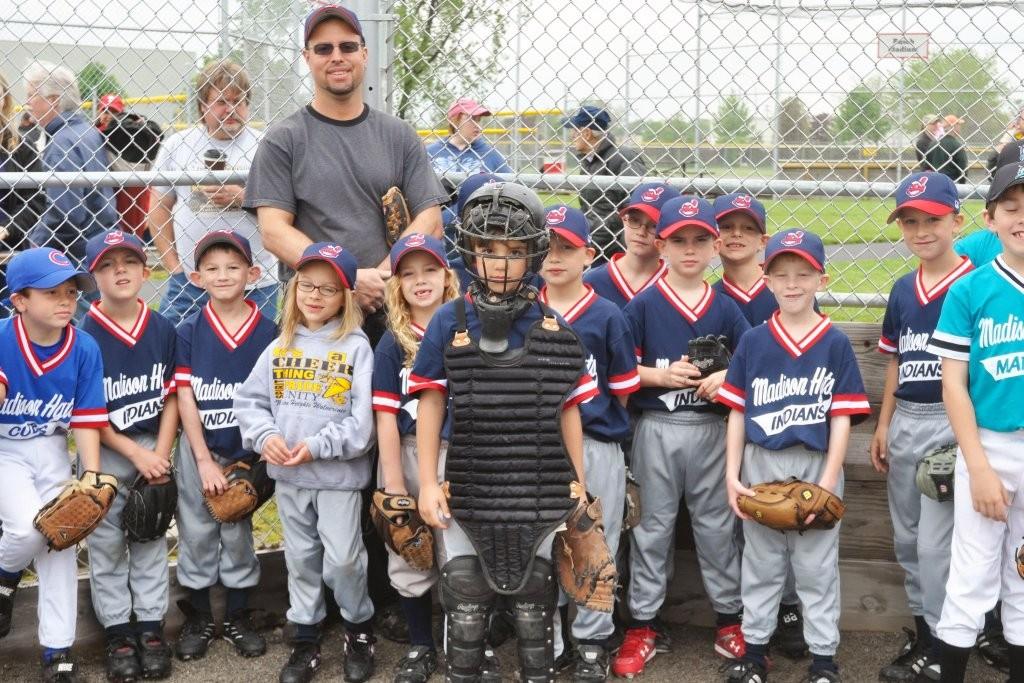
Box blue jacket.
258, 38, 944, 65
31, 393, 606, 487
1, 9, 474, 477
31, 112, 118, 262
427, 137, 512, 228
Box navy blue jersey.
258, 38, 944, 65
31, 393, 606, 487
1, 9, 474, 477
878, 257, 973, 404
373, 324, 453, 440
175, 301, 277, 461
0, 316, 108, 439
584, 253, 667, 309
624, 280, 751, 413
712, 276, 779, 326
82, 301, 177, 436
539, 286, 639, 442
718, 313, 870, 451
409, 294, 598, 408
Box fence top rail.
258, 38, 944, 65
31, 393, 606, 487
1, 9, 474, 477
0, 170, 992, 201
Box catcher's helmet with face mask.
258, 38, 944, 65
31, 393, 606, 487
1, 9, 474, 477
457, 181, 549, 282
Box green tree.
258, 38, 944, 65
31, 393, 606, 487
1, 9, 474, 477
776, 96, 810, 144
391, 0, 508, 121
714, 94, 757, 144
832, 79, 893, 143
77, 63, 121, 105
899, 48, 1011, 143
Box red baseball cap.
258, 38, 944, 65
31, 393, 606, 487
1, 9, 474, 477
98, 94, 124, 113
448, 98, 491, 120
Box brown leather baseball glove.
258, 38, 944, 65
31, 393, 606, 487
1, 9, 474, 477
34, 471, 118, 550
554, 481, 617, 612
381, 186, 411, 247
370, 489, 435, 571
622, 467, 641, 532
738, 478, 845, 532
203, 462, 259, 524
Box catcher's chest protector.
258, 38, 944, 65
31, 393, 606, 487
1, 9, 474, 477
444, 299, 584, 594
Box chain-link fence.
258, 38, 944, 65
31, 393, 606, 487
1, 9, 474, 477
0, 0, 1020, 565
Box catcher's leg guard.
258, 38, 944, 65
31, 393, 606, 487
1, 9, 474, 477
512, 558, 558, 683
440, 556, 496, 682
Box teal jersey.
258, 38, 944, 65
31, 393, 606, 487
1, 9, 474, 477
954, 230, 1002, 268
927, 256, 1024, 432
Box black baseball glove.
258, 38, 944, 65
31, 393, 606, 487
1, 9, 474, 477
687, 334, 731, 378
123, 473, 178, 543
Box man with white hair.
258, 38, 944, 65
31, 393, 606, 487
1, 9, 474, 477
24, 62, 118, 263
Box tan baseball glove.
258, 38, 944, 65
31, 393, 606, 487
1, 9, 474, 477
34, 471, 118, 550
738, 478, 845, 532
381, 186, 411, 247
370, 489, 435, 571
554, 481, 618, 613
203, 462, 259, 524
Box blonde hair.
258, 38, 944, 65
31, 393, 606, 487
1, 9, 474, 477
195, 59, 251, 116
0, 70, 17, 152
277, 270, 363, 349
385, 267, 460, 366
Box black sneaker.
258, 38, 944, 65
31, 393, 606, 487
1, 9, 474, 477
174, 602, 215, 662
726, 659, 769, 683
106, 634, 142, 683
480, 647, 503, 683
0, 571, 17, 639
137, 631, 172, 679
393, 645, 437, 683
916, 654, 940, 682
279, 642, 321, 683
343, 631, 376, 683
771, 604, 808, 659
878, 628, 926, 682
374, 602, 409, 644
223, 611, 267, 658
978, 623, 1010, 673
573, 643, 609, 682
555, 644, 578, 673
41, 651, 79, 683
652, 617, 673, 653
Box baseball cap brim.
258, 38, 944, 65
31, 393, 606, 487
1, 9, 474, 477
194, 235, 252, 266
450, 104, 491, 118
549, 227, 587, 248
764, 249, 824, 273
18, 270, 96, 294
886, 199, 956, 224
715, 206, 766, 232
87, 243, 147, 272
621, 203, 660, 224
658, 221, 717, 239
390, 244, 449, 272
296, 254, 353, 290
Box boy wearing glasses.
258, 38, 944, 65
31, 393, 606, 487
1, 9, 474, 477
172, 230, 278, 663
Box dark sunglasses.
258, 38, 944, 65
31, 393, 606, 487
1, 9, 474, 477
310, 41, 362, 56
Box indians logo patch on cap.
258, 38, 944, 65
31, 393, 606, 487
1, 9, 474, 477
319, 244, 343, 258
732, 195, 752, 209
679, 199, 700, 217
103, 230, 126, 245
780, 230, 805, 247
546, 206, 568, 224
405, 233, 426, 247
641, 186, 665, 203
905, 176, 928, 198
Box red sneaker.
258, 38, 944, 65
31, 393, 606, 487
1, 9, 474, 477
715, 624, 746, 660
611, 626, 657, 678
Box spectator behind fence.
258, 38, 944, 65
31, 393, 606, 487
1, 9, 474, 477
939, 114, 968, 184
24, 61, 118, 264
426, 97, 512, 229
565, 105, 647, 264
914, 114, 943, 170
148, 60, 279, 326
914, 113, 967, 184
986, 108, 1024, 180
95, 93, 163, 238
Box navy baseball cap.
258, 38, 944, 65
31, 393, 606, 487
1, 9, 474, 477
194, 229, 253, 267
85, 229, 147, 272
564, 106, 610, 131
7, 247, 95, 295
389, 233, 449, 272
456, 173, 501, 221
887, 172, 960, 224
987, 162, 1024, 205
304, 4, 363, 44
544, 204, 590, 247
657, 196, 718, 239
621, 182, 681, 224
714, 193, 767, 233
296, 242, 357, 290
764, 229, 826, 273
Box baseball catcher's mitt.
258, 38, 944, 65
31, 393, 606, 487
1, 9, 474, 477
34, 471, 118, 550
370, 489, 435, 571
123, 473, 178, 543
381, 186, 411, 247
687, 334, 732, 378
204, 462, 259, 524
738, 478, 845, 532
622, 467, 641, 532
554, 481, 618, 613
916, 443, 956, 503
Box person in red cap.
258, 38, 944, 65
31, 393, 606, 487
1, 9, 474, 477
95, 94, 124, 133
426, 97, 511, 177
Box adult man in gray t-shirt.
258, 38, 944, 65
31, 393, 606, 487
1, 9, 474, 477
244, 4, 445, 314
